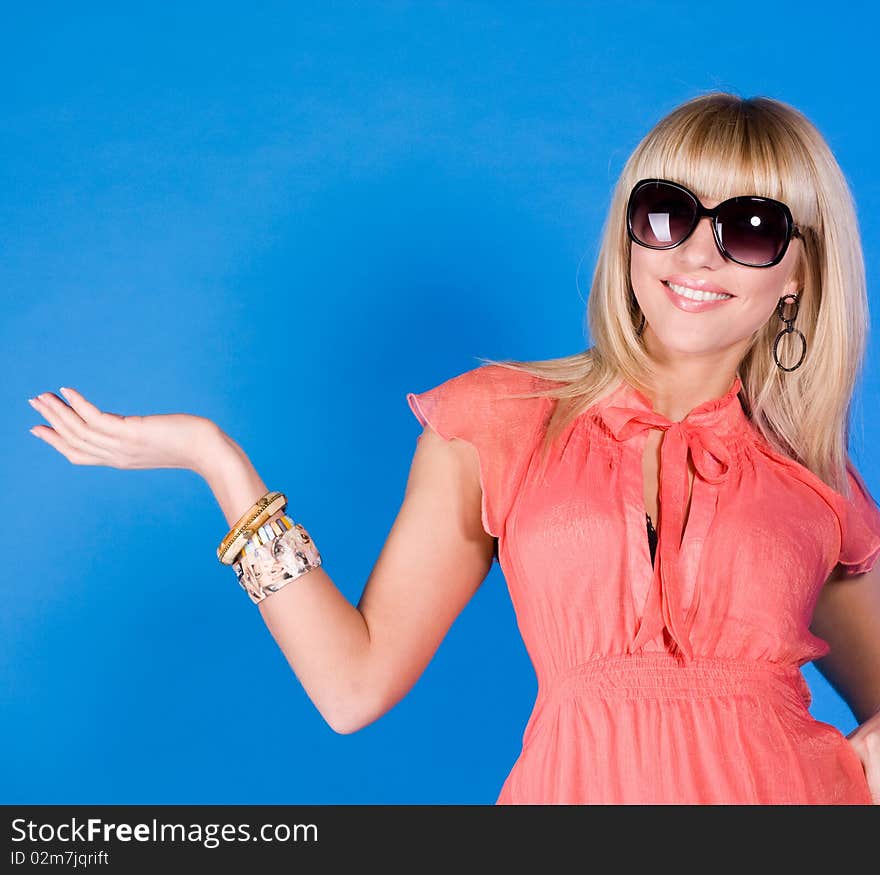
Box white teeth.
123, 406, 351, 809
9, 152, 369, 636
665, 281, 733, 302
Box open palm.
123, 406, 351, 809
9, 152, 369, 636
27, 387, 213, 471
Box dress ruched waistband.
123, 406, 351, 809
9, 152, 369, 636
539, 653, 812, 709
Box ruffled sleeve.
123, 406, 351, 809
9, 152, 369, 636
406, 363, 552, 542
837, 460, 880, 576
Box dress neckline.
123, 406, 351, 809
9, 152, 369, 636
590, 371, 748, 663
597, 373, 749, 442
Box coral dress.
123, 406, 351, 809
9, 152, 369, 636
406, 363, 880, 804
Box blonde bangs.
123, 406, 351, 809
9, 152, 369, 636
628, 98, 821, 234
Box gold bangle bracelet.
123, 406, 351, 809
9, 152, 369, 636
217, 491, 287, 565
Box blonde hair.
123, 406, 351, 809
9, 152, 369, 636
478, 91, 870, 497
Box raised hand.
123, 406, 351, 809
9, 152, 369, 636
27, 387, 215, 471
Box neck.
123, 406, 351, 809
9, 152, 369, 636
639, 333, 742, 422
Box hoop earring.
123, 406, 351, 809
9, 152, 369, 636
772, 292, 807, 372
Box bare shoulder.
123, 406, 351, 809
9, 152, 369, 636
404, 421, 492, 551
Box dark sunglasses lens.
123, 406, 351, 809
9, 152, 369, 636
716, 198, 789, 265
629, 183, 696, 248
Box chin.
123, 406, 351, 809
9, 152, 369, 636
646, 326, 728, 357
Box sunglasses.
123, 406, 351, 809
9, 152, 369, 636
626, 178, 804, 268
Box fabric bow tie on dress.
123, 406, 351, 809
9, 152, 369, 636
598, 376, 743, 663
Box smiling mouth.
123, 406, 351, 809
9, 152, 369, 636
662, 280, 734, 302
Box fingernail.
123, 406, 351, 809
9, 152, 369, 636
59, 387, 69, 397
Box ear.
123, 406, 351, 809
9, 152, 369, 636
783, 277, 802, 298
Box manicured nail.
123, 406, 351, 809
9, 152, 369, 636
59, 387, 70, 397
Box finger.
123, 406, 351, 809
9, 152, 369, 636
29, 394, 90, 444
59, 386, 130, 433
28, 394, 116, 455
29, 425, 109, 466
847, 738, 877, 802
869, 772, 880, 805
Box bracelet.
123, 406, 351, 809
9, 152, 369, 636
217, 491, 287, 565
240, 513, 297, 555
232, 519, 323, 605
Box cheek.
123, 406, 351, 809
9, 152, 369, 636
749, 274, 786, 303
737, 276, 788, 324
629, 250, 662, 297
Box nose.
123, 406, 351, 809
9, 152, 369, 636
678, 215, 726, 266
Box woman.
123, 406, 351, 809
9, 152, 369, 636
27, 92, 880, 804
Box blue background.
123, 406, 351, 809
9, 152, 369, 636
3, 1, 878, 803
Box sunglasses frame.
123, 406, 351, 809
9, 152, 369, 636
626, 177, 804, 268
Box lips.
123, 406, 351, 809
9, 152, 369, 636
660, 279, 735, 312
662, 275, 735, 296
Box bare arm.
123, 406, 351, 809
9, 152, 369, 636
198, 424, 496, 734
809, 562, 880, 724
